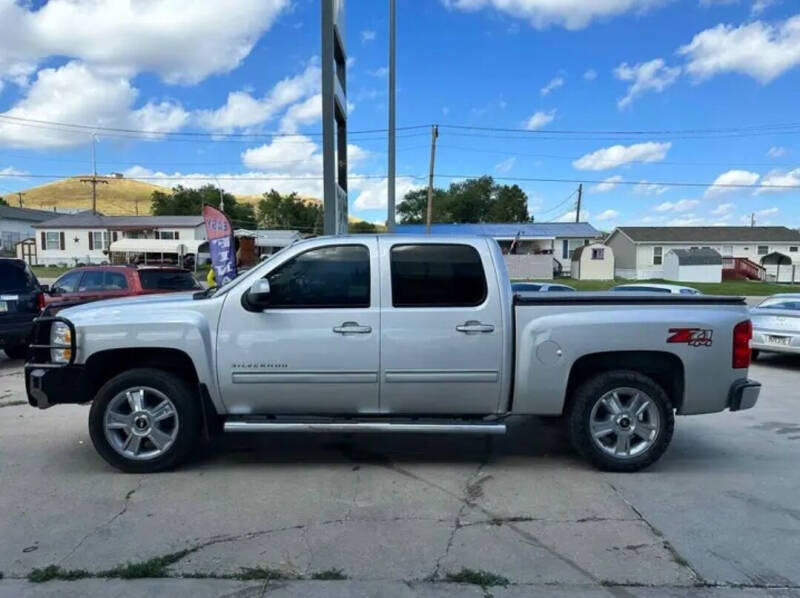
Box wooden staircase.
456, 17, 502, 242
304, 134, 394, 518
722, 257, 766, 281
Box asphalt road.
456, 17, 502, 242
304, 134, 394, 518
1, 352, 799, 597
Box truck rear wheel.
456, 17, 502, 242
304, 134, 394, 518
568, 370, 674, 472
89, 368, 200, 473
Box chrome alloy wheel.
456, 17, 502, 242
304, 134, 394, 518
103, 387, 179, 461
589, 387, 661, 459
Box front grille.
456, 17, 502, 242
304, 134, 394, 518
28, 316, 76, 368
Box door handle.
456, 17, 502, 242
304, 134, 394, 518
333, 321, 372, 334
456, 321, 495, 334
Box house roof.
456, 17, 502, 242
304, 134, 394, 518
668, 248, 722, 265
395, 222, 601, 239
34, 214, 204, 229
614, 226, 800, 243
0, 205, 61, 223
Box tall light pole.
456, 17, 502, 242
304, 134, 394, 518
387, 0, 396, 231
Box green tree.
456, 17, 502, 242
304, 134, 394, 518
397, 176, 530, 224
150, 184, 256, 228
0, 196, 8, 206
349, 221, 378, 233
256, 189, 322, 235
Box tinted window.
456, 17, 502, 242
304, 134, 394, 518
266, 245, 369, 308
612, 286, 671, 293
78, 271, 105, 291
0, 261, 37, 292
512, 283, 542, 292
391, 244, 487, 307
548, 285, 574, 292
53, 271, 83, 293
139, 270, 200, 291
679, 288, 700, 295
758, 299, 800, 311
105, 271, 128, 290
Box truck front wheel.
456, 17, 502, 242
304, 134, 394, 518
568, 370, 674, 472
89, 368, 200, 473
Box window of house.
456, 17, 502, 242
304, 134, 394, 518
391, 244, 487, 308
653, 246, 663, 265
44, 232, 61, 250
757, 245, 769, 255
157, 230, 179, 240
591, 248, 604, 260
790, 247, 798, 253
90, 231, 110, 251
266, 245, 370, 308
562, 239, 569, 259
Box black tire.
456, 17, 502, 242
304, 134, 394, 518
3, 345, 28, 360
89, 368, 201, 473
567, 370, 674, 473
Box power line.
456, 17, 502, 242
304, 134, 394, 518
438, 122, 800, 137
0, 172, 426, 182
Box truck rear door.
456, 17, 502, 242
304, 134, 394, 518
378, 239, 504, 414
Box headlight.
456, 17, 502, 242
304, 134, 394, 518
50, 322, 73, 364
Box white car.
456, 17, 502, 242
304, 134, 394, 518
750, 294, 800, 358
611, 283, 701, 295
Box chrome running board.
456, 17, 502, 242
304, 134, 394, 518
223, 421, 506, 435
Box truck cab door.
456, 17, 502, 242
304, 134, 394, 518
216, 239, 380, 414
378, 239, 505, 414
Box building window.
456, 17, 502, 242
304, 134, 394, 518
790, 247, 798, 253
757, 245, 768, 256
591, 248, 605, 260
90, 231, 110, 250
562, 239, 569, 260
45, 232, 61, 250
156, 230, 179, 240
653, 246, 663, 266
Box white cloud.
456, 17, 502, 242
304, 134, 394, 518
523, 109, 556, 130
495, 157, 516, 173
591, 175, 623, 193
195, 62, 319, 132
583, 69, 598, 81
767, 146, 788, 158
751, 0, 775, 15
279, 94, 321, 133
679, 15, 800, 84
369, 67, 389, 78
667, 214, 706, 226
354, 177, 420, 210
0, 62, 187, 149
573, 142, 671, 170
595, 209, 620, 221
240, 135, 369, 174
361, 29, 377, 43
614, 58, 681, 108
757, 168, 800, 194
633, 181, 670, 195
711, 202, 735, 215
653, 199, 698, 212
0, 0, 289, 86
757, 206, 779, 217
540, 76, 564, 96
0, 166, 27, 177
440, 0, 667, 31
704, 169, 760, 198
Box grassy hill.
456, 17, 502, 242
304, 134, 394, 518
10, 176, 367, 223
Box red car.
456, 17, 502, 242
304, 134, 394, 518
45, 266, 202, 308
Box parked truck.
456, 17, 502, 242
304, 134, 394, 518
25, 235, 760, 473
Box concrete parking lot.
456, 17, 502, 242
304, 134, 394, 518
1, 353, 799, 597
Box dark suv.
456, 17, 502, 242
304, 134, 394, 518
0, 258, 45, 360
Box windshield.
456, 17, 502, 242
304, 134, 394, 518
757, 298, 800, 311
0, 261, 38, 292
139, 270, 202, 291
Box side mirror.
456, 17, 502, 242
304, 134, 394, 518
40, 284, 50, 293
242, 279, 271, 312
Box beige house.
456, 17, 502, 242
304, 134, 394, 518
571, 243, 614, 280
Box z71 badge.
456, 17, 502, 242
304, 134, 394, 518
667, 328, 713, 347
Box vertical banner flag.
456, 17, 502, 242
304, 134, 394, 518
202, 204, 237, 285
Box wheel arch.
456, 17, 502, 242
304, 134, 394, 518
565, 351, 685, 414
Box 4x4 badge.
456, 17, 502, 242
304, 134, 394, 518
667, 328, 713, 347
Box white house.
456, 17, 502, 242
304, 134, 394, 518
606, 226, 800, 281
571, 243, 614, 280
395, 222, 603, 278
0, 205, 59, 255
663, 248, 722, 283
33, 214, 206, 266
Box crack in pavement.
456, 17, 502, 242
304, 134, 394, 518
605, 480, 704, 584
57, 477, 144, 566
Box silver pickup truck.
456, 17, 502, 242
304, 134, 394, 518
25, 235, 760, 473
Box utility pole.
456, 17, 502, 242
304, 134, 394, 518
425, 124, 439, 234
751, 212, 755, 227
575, 184, 583, 223
80, 134, 106, 215
214, 176, 225, 213
387, 0, 396, 232
17, 191, 24, 207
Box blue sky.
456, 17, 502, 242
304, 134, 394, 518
0, 0, 799, 230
